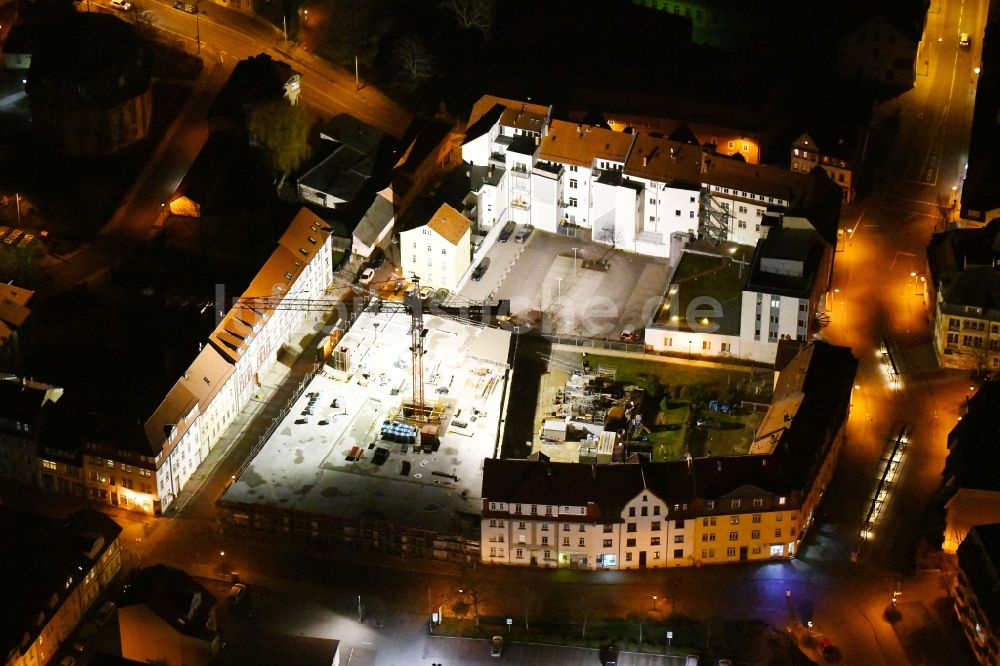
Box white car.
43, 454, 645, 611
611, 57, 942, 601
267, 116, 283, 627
110, 0, 133, 10
359, 268, 376, 286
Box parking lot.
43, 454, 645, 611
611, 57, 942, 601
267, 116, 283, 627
459, 229, 670, 338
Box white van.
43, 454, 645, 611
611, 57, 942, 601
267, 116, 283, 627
110, 0, 133, 10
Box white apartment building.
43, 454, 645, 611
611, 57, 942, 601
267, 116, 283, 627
645, 223, 830, 364
399, 203, 472, 291
462, 96, 839, 261
138, 207, 333, 513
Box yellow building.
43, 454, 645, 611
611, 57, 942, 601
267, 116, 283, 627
0, 509, 121, 666
481, 341, 855, 569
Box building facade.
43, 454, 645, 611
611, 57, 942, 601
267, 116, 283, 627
954, 523, 1000, 666
1, 509, 122, 666
400, 203, 472, 291
462, 96, 840, 261
791, 133, 855, 203
481, 341, 856, 569
928, 220, 1000, 370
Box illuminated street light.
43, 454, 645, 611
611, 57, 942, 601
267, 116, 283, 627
974, 66, 982, 75
653, 595, 658, 611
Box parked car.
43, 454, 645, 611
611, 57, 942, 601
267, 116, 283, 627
514, 224, 533, 243
685, 656, 700, 666
960, 32, 972, 47
359, 268, 376, 286
4, 230, 22, 245
96, 601, 116, 625
819, 637, 835, 660
173, 0, 198, 12
620, 326, 642, 342
498, 221, 516, 242
418, 285, 434, 301
17, 233, 34, 248
368, 249, 386, 269
490, 635, 503, 657
472, 258, 491, 281
228, 582, 247, 605
71, 624, 97, 654
110, 0, 132, 10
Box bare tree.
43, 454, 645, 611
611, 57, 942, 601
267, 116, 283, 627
392, 35, 435, 91
440, 0, 495, 38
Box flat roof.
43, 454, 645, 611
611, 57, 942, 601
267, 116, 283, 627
221, 307, 512, 536
657, 240, 751, 334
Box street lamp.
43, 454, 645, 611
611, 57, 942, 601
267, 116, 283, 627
652, 595, 658, 612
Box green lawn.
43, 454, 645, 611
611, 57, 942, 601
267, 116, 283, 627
645, 404, 688, 461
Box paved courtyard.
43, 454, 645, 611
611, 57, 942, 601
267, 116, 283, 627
459, 229, 670, 338
221, 306, 512, 534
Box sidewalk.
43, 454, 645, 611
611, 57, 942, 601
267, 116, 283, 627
166, 290, 342, 518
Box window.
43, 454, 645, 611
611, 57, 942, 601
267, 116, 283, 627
489, 519, 497, 528
626, 552, 633, 562
776, 514, 784, 522
626, 538, 637, 547
629, 507, 635, 517
753, 498, 763, 507
729, 531, 739, 541
531, 505, 538, 515
603, 539, 613, 547
702, 341, 711, 350
752, 514, 761, 523
702, 533, 716, 542
674, 534, 684, 543
544, 550, 551, 560
42, 460, 57, 470
569, 165, 578, 172
775, 529, 782, 538
751, 530, 760, 539
569, 179, 578, 189
563, 537, 570, 546
778, 497, 786, 505
541, 536, 549, 545
518, 521, 526, 529
731, 499, 741, 509
730, 516, 740, 525
790, 527, 796, 536
569, 197, 578, 207
627, 522, 637, 532
707, 500, 715, 510
674, 548, 684, 558
738, 205, 747, 214
651, 521, 661, 531
640, 506, 648, 517
702, 517, 717, 527
604, 524, 613, 533
651, 537, 661, 546
675, 518, 684, 528
653, 506, 661, 515
107, 460, 115, 468
541, 524, 549, 532
579, 538, 585, 546
515, 548, 523, 558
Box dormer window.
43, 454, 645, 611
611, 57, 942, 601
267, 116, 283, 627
308, 236, 317, 244
299, 248, 308, 257
284, 272, 293, 280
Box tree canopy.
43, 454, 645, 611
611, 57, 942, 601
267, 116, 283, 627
246, 100, 314, 187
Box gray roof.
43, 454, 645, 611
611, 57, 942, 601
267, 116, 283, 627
354, 194, 395, 247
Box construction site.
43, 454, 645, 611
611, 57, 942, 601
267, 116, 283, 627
218, 298, 513, 561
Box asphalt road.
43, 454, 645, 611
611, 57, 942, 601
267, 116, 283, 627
29, 0, 986, 664
37, 1, 412, 297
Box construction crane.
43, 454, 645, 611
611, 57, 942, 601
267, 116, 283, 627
234, 277, 433, 422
